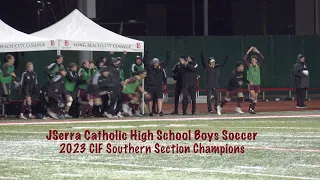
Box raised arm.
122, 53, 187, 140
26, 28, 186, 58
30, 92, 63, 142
142, 51, 150, 68
119, 51, 127, 68
217, 52, 230, 68
200, 52, 209, 69
253, 48, 265, 67
185, 62, 198, 72
106, 52, 114, 67
160, 50, 170, 68
243, 47, 254, 67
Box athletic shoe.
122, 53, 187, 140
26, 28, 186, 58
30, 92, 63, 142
149, 113, 153, 116
248, 109, 256, 114
171, 110, 178, 115
235, 107, 244, 114
117, 112, 124, 118
127, 107, 133, 116
64, 114, 73, 118
183, 112, 187, 115
28, 115, 36, 119
105, 113, 113, 118
192, 112, 196, 115
301, 105, 308, 108
296, 106, 303, 109
20, 115, 28, 120
209, 110, 213, 113
217, 106, 222, 115
159, 111, 164, 116
42, 116, 52, 120
135, 112, 143, 116
47, 110, 59, 119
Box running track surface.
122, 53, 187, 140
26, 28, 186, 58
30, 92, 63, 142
161, 100, 320, 113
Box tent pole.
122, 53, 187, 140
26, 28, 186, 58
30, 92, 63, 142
141, 51, 145, 115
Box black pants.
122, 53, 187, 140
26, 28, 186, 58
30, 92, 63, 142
206, 88, 219, 111
182, 87, 196, 114
296, 88, 307, 106
174, 81, 183, 111
106, 88, 122, 115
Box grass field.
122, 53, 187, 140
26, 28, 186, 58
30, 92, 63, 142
0, 111, 319, 180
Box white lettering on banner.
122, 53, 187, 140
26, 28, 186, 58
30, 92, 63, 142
72, 42, 132, 49
0, 42, 46, 49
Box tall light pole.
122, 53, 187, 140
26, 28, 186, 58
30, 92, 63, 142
203, 0, 209, 36
192, 0, 196, 35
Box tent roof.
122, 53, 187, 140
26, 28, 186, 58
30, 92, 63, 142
0, 20, 55, 53
31, 9, 144, 52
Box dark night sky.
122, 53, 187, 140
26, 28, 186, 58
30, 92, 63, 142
0, 0, 295, 36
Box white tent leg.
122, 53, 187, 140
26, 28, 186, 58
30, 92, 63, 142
141, 52, 145, 115
57, 49, 61, 55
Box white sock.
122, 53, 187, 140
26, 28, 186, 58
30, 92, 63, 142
20, 113, 24, 116
29, 113, 32, 117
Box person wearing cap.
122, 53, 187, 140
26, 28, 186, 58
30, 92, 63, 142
143, 50, 170, 116
292, 54, 310, 108
131, 55, 144, 76
46, 68, 68, 119
103, 51, 127, 118
63, 63, 78, 118
217, 62, 250, 115
243, 47, 265, 114
201, 52, 229, 113
44, 55, 64, 80
179, 55, 198, 115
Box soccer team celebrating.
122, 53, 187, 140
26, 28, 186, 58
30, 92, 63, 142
0, 46, 311, 119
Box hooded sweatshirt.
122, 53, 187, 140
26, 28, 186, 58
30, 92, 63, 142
292, 54, 310, 88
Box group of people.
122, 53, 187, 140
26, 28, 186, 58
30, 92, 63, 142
0, 46, 311, 119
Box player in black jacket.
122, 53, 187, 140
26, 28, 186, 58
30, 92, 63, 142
64, 63, 78, 118
201, 52, 229, 113
104, 51, 126, 118
44, 55, 64, 80
47, 68, 67, 119
143, 50, 170, 116
217, 62, 250, 115
292, 54, 310, 108
171, 61, 185, 114
19, 62, 37, 119
179, 55, 198, 115
86, 67, 111, 117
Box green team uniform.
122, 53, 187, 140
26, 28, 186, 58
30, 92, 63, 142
65, 79, 76, 92
247, 64, 261, 85
1, 63, 15, 83
45, 63, 64, 80
92, 66, 99, 75
131, 64, 144, 76
123, 75, 142, 94
64, 71, 78, 93
120, 68, 125, 81
78, 68, 92, 90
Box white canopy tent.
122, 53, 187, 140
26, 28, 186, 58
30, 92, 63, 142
31, 9, 144, 53
0, 20, 56, 53
31, 9, 146, 113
